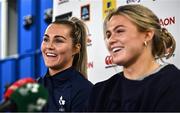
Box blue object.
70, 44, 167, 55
17, 52, 35, 79
0, 58, 17, 100
17, 0, 38, 54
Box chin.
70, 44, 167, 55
45, 63, 56, 68
113, 59, 125, 65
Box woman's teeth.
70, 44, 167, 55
46, 53, 56, 57
112, 48, 121, 52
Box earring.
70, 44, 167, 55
144, 41, 148, 47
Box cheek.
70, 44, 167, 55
58, 46, 73, 55
41, 43, 45, 52
126, 42, 144, 58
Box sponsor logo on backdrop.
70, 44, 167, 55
55, 12, 72, 21
58, 0, 69, 5
87, 61, 93, 69
126, 0, 141, 4
81, 4, 90, 21
87, 33, 92, 46
103, 0, 116, 18
160, 16, 175, 26
105, 55, 117, 68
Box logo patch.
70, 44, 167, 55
81, 4, 90, 21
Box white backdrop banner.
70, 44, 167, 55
53, 0, 180, 84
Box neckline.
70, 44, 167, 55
122, 63, 169, 81
45, 66, 75, 81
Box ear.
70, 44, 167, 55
145, 29, 155, 42
73, 43, 81, 55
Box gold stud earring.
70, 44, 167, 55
144, 41, 148, 47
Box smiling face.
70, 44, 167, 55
41, 23, 77, 75
105, 15, 148, 67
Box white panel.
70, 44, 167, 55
53, 0, 180, 84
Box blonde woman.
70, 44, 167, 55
86, 4, 180, 112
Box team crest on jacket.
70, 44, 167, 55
59, 96, 66, 111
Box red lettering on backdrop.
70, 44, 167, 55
160, 16, 175, 26
105, 56, 113, 65
87, 62, 93, 69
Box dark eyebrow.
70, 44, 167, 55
54, 35, 67, 40
44, 34, 49, 37
113, 25, 125, 31
106, 25, 125, 33
44, 34, 67, 40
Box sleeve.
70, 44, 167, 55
84, 85, 96, 111
84, 82, 106, 112
70, 86, 92, 112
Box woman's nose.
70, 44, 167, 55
46, 42, 55, 49
108, 34, 116, 44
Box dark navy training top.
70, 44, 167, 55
38, 67, 93, 112
86, 64, 180, 112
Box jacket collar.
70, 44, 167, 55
45, 67, 75, 81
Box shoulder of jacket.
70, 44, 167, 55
93, 72, 121, 90
36, 76, 42, 83
70, 71, 93, 90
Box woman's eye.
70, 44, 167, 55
55, 39, 63, 43
106, 32, 111, 39
116, 29, 124, 33
43, 37, 49, 42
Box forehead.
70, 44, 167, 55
106, 15, 133, 29
45, 23, 72, 34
